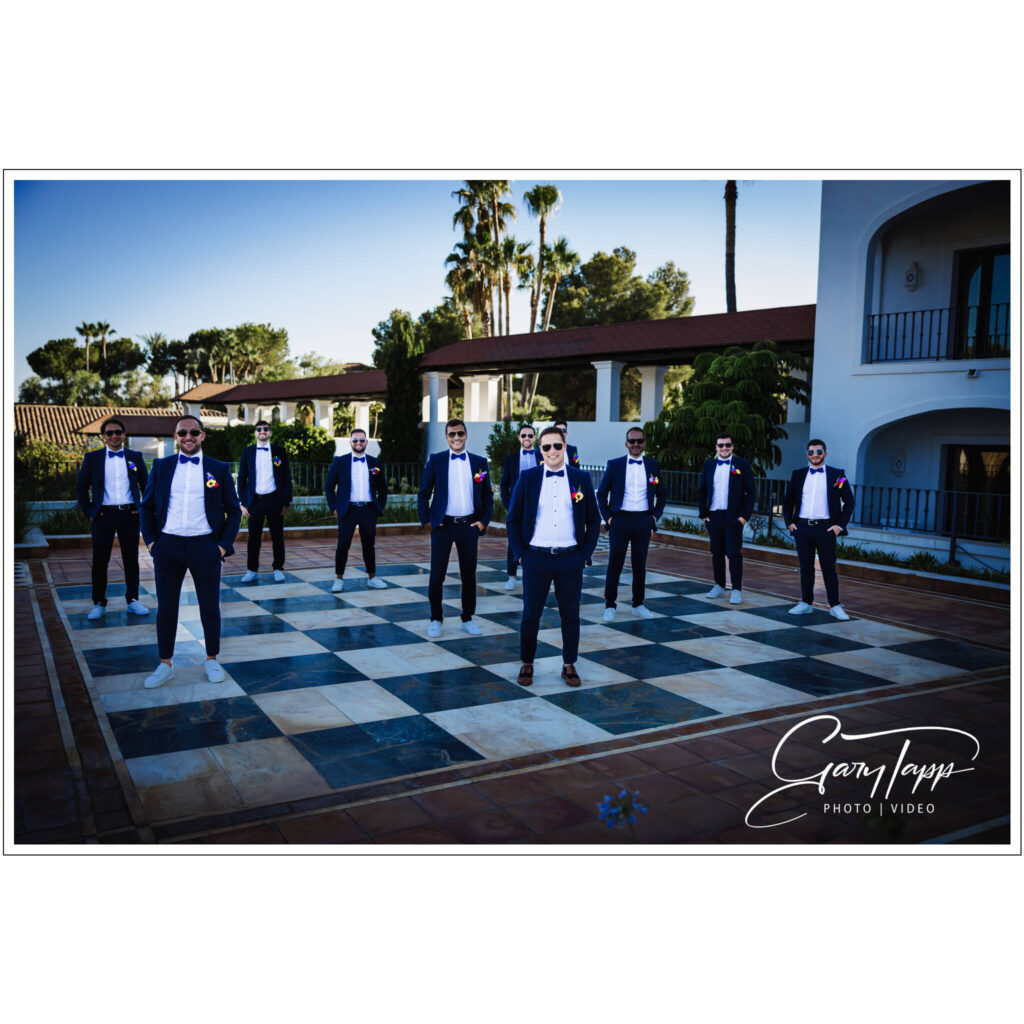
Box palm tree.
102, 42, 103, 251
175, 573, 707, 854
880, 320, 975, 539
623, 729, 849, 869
445, 265, 475, 340
452, 181, 514, 334
725, 180, 738, 312
94, 320, 116, 365
76, 321, 96, 372
498, 236, 533, 336
523, 184, 562, 333
445, 236, 492, 336
540, 237, 579, 332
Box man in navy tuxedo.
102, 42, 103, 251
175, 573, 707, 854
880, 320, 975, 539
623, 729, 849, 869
325, 428, 389, 592
500, 422, 541, 590
417, 418, 493, 638
782, 438, 856, 620
237, 420, 293, 583
507, 426, 601, 687
553, 419, 581, 469
596, 427, 667, 620
696, 434, 756, 605
76, 417, 151, 620
139, 416, 241, 688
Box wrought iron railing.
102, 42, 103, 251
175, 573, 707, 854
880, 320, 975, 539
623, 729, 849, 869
866, 303, 1010, 363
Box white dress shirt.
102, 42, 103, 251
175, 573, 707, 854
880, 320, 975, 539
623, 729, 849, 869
531, 470, 576, 548
254, 446, 276, 495
350, 455, 371, 502
621, 458, 649, 511
445, 453, 474, 516
164, 458, 212, 536
798, 464, 830, 519
519, 449, 538, 474
711, 457, 732, 511
102, 451, 132, 505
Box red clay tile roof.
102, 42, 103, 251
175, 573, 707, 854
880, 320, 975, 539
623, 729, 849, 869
174, 383, 236, 401
204, 370, 387, 403
76, 413, 227, 438
419, 304, 816, 371
14, 405, 212, 448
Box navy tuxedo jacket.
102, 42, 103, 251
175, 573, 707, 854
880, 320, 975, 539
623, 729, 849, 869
325, 453, 389, 517
76, 447, 149, 517
139, 454, 242, 556
596, 455, 667, 522
500, 449, 542, 507
506, 465, 601, 564
237, 443, 293, 507
696, 455, 756, 520
782, 465, 855, 537
418, 451, 494, 528
565, 443, 581, 469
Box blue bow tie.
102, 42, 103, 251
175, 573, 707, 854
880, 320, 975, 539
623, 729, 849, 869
717, 459, 731, 467
809, 467, 824, 474
108, 450, 124, 459
353, 456, 365, 462
546, 469, 564, 477
257, 446, 269, 451
629, 458, 644, 465
179, 454, 200, 465
451, 452, 467, 460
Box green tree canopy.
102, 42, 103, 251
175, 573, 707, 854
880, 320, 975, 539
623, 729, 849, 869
643, 340, 809, 475
373, 310, 424, 463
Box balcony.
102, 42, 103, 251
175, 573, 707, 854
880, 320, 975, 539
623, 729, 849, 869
866, 303, 1009, 363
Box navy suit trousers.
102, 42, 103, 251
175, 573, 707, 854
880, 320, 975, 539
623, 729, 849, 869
428, 520, 481, 621
604, 510, 654, 608
336, 504, 378, 577
91, 506, 141, 605
520, 547, 585, 665
153, 534, 222, 659
706, 510, 744, 588
246, 492, 286, 571
794, 520, 841, 606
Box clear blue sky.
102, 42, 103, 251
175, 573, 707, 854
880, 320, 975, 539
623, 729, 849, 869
13, 177, 821, 388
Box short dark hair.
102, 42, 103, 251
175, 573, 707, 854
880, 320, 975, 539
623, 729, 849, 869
626, 427, 645, 440
100, 417, 126, 435
716, 432, 733, 444
177, 415, 204, 432
553, 419, 568, 431
807, 438, 827, 450
445, 418, 466, 431
255, 419, 271, 430
539, 426, 564, 444
351, 428, 367, 438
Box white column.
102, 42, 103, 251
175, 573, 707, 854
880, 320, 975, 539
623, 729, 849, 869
354, 401, 371, 434
243, 402, 258, 425
483, 376, 501, 420
460, 375, 484, 420
591, 360, 625, 422
639, 365, 668, 422
424, 372, 449, 453
184, 400, 204, 421
786, 367, 809, 424
310, 401, 335, 431
277, 401, 291, 424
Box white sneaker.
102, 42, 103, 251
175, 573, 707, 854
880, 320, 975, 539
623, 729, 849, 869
125, 599, 149, 615
461, 619, 483, 636
331, 579, 345, 593
829, 604, 851, 621
706, 585, 725, 598
729, 590, 743, 605
87, 604, 105, 620
366, 576, 387, 589
504, 576, 516, 591
428, 620, 442, 638
788, 602, 814, 615
204, 660, 226, 683
241, 570, 259, 583
603, 606, 616, 622
143, 663, 174, 689
273, 569, 286, 582
631, 605, 655, 619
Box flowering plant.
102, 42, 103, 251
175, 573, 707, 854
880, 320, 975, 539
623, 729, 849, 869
597, 789, 648, 841
205, 472, 219, 489
570, 488, 584, 503
474, 469, 487, 482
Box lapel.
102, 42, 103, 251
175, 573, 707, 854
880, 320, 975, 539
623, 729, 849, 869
95, 448, 107, 499
201, 455, 218, 527
341, 453, 353, 496
568, 466, 585, 539
437, 452, 451, 504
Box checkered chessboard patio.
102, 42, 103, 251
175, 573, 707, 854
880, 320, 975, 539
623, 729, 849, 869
55, 559, 1008, 823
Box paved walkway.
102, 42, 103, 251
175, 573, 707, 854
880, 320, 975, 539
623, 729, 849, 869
13, 534, 1012, 846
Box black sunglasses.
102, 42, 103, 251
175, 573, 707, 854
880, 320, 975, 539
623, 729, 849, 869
627, 438, 645, 445
103, 429, 123, 436
520, 433, 535, 439
807, 448, 825, 455
716, 443, 733, 448
540, 442, 564, 452
176, 429, 202, 438
447, 430, 466, 438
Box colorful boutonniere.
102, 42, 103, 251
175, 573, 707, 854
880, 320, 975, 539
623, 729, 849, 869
127, 461, 138, 473
648, 475, 659, 486
273, 456, 282, 467
570, 488, 584, 503
570, 453, 580, 467
473, 469, 487, 482
835, 477, 847, 489
370, 466, 381, 475
205, 472, 219, 489
731, 467, 742, 476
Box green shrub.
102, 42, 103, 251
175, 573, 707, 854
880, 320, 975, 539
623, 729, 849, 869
486, 419, 534, 485
41, 508, 93, 534
201, 422, 335, 463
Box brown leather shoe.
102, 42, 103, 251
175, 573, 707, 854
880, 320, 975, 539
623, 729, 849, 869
517, 663, 534, 687
561, 664, 581, 687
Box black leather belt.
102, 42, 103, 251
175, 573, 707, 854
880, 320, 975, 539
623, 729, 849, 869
351, 501, 371, 508
799, 517, 827, 526
530, 545, 576, 555
444, 515, 474, 525
101, 504, 135, 511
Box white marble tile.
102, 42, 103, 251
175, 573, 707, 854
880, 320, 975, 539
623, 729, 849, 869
233, 581, 326, 601
73, 623, 165, 649
538, 623, 652, 653
317, 679, 420, 723
814, 648, 965, 684
286, 567, 358, 582
126, 747, 224, 787
134, 772, 245, 822
664, 635, 803, 667
168, 676, 247, 704
209, 737, 332, 804
805, 620, 932, 646
485, 656, 636, 694
217, 632, 332, 663
462, 595, 524, 615
251, 689, 355, 734
336, 643, 475, 679
646, 667, 811, 714
277, 607, 387, 631
679, 610, 799, 634
335, 588, 427, 607
397, 616, 512, 640
100, 687, 179, 712
178, 601, 272, 621
427, 697, 611, 759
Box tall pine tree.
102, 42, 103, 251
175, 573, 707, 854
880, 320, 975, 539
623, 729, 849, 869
374, 311, 424, 464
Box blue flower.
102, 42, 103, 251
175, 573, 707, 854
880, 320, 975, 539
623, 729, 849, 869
597, 789, 648, 831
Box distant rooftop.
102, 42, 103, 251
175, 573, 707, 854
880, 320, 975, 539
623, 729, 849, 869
15, 404, 223, 447
177, 369, 387, 403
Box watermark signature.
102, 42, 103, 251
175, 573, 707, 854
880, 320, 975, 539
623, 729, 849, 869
745, 714, 980, 829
